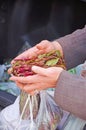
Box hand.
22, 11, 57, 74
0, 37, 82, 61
8, 40, 63, 75
11, 40, 63, 64
10, 66, 63, 94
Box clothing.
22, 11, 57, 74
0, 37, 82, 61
54, 26, 86, 120
58, 26, 86, 69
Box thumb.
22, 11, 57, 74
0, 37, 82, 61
36, 44, 46, 50
32, 66, 47, 76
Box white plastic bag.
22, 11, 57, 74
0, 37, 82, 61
0, 95, 38, 130
36, 91, 63, 130
0, 65, 6, 81
0, 91, 62, 130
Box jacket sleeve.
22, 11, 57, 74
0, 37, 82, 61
54, 26, 86, 120
54, 70, 86, 120
56, 26, 86, 69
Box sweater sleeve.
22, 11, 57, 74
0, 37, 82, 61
56, 26, 86, 69
54, 70, 86, 120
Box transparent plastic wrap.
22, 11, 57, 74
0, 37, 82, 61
0, 90, 63, 130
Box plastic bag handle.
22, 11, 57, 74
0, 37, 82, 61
14, 94, 31, 130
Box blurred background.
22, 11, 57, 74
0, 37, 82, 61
0, 0, 86, 64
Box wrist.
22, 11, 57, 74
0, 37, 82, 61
54, 67, 64, 84
57, 67, 64, 77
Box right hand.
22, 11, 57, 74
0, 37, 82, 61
10, 66, 63, 94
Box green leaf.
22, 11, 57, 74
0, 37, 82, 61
38, 53, 46, 59
55, 50, 61, 57
68, 68, 76, 74
46, 50, 54, 56
45, 58, 59, 66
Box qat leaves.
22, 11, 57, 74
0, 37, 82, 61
45, 58, 59, 66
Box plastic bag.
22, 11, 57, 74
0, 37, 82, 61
0, 82, 20, 96
0, 90, 63, 130
69, 60, 86, 77
0, 64, 7, 81
36, 91, 63, 130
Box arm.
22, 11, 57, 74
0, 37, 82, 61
54, 26, 86, 120
10, 26, 86, 120
54, 68, 86, 120
55, 26, 86, 69
11, 26, 86, 69
10, 64, 86, 119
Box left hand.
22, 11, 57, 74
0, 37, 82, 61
10, 66, 63, 94
11, 40, 63, 64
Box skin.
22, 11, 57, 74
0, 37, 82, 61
9, 26, 86, 120
10, 66, 63, 94
11, 40, 63, 63
9, 39, 86, 120
9, 40, 63, 94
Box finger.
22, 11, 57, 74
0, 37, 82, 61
9, 75, 40, 84
16, 84, 23, 90
10, 76, 29, 83
32, 66, 47, 76
15, 81, 24, 89
15, 81, 32, 93
10, 76, 37, 84
36, 40, 55, 52
23, 82, 47, 93
21, 89, 39, 96
7, 68, 12, 74
23, 84, 39, 92
11, 47, 38, 64
36, 40, 49, 50
29, 91, 35, 96
11, 50, 29, 64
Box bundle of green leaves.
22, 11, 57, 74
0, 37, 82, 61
11, 50, 66, 77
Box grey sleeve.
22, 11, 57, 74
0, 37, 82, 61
54, 70, 86, 120
56, 26, 86, 69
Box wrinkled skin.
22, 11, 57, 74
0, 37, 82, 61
11, 40, 63, 64
9, 40, 64, 94
10, 66, 63, 94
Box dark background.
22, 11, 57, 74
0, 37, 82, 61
0, 0, 86, 64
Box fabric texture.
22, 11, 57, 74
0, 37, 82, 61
54, 26, 86, 120
57, 26, 86, 69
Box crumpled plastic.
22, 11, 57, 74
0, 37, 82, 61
0, 82, 20, 96
0, 64, 7, 81
0, 90, 63, 130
